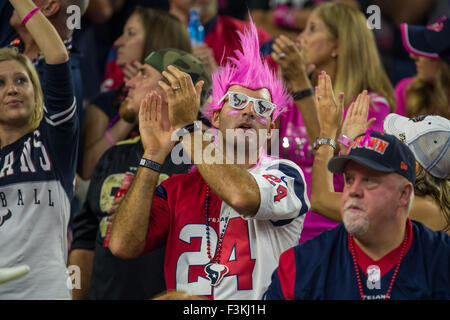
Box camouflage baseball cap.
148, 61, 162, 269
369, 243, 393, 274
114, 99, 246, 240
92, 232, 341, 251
144, 48, 212, 104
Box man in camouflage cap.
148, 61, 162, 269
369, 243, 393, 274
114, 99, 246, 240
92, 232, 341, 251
110, 20, 309, 300
69, 48, 210, 300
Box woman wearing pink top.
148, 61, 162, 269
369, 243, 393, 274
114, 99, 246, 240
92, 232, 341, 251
272, 2, 395, 243
395, 16, 450, 118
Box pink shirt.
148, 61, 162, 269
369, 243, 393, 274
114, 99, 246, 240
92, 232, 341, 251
279, 92, 392, 243
394, 77, 415, 116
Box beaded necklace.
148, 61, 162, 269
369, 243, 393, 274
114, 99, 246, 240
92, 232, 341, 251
204, 185, 230, 287
348, 227, 409, 300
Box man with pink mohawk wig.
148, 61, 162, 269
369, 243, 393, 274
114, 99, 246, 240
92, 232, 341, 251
206, 18, 291, 123
109, 19, 310, 300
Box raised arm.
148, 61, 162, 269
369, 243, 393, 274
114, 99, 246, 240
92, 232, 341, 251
109, 93, 175, 258
310, 73, 374, 220
159, 66, 262, 218
9, 0, 68, 64
309, 72, 344, 221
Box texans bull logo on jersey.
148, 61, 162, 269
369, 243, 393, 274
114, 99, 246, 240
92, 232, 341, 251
0, 209, 12, 227
204, 263, 230, 287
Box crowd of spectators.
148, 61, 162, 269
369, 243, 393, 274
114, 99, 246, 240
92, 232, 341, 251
0, 0, 448, 300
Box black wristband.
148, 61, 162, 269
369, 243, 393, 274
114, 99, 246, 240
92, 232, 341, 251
292, 88, 314, 100
139, 158, 162, 172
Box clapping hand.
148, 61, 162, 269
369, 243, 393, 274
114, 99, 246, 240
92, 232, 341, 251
341, 90, 376, 139
139, 92, 175, 160
271, 35, 315, 87
315, 71, 344, 139
158, 65, 204, 130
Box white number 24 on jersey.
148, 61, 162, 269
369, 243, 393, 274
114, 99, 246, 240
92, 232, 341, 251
175, 219, 255, 296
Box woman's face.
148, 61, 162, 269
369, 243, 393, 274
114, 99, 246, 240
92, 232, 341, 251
410, 54, 441, 83
296, 12, 338, 67
114, 14, 146, 67
0, 60, 36, 128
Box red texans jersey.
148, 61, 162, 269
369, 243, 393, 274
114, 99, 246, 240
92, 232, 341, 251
142, 157, 310, 299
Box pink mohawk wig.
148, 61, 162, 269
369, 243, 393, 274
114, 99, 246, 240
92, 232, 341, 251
204, 16, 292, 123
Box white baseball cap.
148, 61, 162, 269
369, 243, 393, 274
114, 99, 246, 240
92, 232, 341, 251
384, 114, 450, 179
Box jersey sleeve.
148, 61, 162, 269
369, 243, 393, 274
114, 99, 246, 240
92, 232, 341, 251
41, 61, 77, 130
40, 61, 79, 197
251, 160, 310, 221
142, 184, 171, 254
263, 247, 297, 300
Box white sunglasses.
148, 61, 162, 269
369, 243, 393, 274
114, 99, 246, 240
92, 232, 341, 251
219, 91, 276, 118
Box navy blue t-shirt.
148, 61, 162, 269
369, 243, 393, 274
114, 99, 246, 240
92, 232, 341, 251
264, 220, 449, 300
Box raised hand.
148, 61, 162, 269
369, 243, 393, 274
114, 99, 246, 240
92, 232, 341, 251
315, 71, 344, 138
9, 0, 68, 64
139, 92, 175, 160
158, 65, 204, 130
271, 35, 315, 87
341, 90, 376, 139
192, 43, 218, 74
123, 60, 142, 82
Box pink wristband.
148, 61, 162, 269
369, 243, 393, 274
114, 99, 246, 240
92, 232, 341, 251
337, 134, 352, 147
104, 131, 116, 146
22, 8, 41, 26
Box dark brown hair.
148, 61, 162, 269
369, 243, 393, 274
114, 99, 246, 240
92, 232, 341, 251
133, 7, 192, 61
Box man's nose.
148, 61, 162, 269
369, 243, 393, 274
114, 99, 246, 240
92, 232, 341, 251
241, 101, 256, 118
125, 75, 137, 89
347, 179, 364, 198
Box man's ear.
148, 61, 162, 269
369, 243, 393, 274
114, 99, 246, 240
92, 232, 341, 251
399, 182, 414, 209
211, 110, 220, 128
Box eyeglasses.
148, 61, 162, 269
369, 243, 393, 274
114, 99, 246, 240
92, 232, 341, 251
219, 91, 276, 118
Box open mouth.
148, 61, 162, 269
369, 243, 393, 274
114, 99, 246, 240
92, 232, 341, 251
236, 123, 254, 130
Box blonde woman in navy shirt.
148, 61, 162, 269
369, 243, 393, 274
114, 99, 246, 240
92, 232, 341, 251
0, 0, 77, 299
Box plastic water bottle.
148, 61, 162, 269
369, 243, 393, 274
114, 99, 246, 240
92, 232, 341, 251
188, 8, 204, 46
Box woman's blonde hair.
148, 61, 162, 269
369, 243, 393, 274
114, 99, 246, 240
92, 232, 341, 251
415, 163, 450, 231
405, 60, 450, 118
0, 47, 43, 132
313, 3, 396, 110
